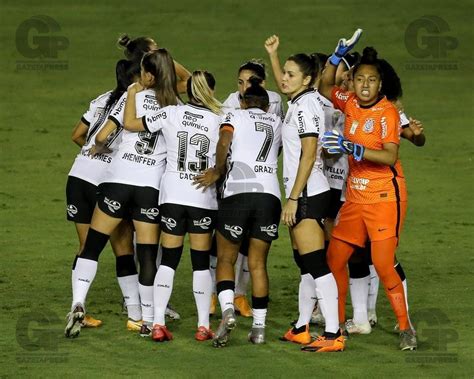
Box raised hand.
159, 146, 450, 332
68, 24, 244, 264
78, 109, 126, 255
264, 35, 280, 55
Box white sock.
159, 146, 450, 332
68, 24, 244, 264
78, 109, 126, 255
252, 308, 267, 328
218, 289, 235, 313
235, 255, 250, 296
367, 264, 379, 311
315, 273, 339, 334
210, 255, 217, 294
138, 284, 154, 324
72, 258, 98, 311
349, 276, 370, 324
117, 274, 141, 321
193, 270, 212, 328
295, 273, 317, 328
153, 265, 175, 326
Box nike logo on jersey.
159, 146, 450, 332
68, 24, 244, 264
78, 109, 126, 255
378, 228, 388, 232
224, 224, 243, 238
104, 197, 121, 213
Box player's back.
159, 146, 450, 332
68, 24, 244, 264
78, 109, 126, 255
221, 108, 282, 199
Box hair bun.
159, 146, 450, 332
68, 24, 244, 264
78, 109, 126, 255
118, 34, 131, 47
249, 75, 263, 87
362, 46, 378, 63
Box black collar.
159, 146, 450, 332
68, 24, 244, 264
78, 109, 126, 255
359, 95, 385, 109
291, 88, 314, 104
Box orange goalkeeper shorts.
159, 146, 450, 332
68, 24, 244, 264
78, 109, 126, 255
331, 201, 407, 247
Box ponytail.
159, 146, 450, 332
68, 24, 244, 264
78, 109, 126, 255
187, 70, 223, 115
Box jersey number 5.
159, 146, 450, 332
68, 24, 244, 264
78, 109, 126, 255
177, 131, 210, 172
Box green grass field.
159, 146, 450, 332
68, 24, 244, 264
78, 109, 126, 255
1, 0, 473, 377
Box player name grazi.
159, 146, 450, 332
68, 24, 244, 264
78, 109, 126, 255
254, 164, 275, 174
121, 152, 156, 165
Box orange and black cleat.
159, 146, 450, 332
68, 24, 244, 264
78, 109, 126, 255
301, 334, 345, 352
279, 324, 312, 345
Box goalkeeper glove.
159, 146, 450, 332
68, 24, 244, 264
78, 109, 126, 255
329, 28, 363, 66
322, 130, 365, 162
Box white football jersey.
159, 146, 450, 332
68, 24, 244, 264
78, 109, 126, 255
102, 90, 166, 190
143, 103, 221, 210
319, 94, 348, 190
282, 89, 329, 198
223, 90, 285, 121
220, 108, 282, 200
68, 90, 123, 186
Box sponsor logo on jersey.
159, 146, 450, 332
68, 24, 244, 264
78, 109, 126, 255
67, 204, 78, 217
147, 111, 167, 123
381, 116, 388, 138
193, 217, 212, 230
161, 216, 177, 230
363, 118, 375, 133
349, 120, 359, 135
104, 197, 121, 213
297, 111, 306, 133
312, 115, 320, 133
260, 224, 278, 237
140, 207, 159, 220
335, 91, 349, 101
112, 98, 126, 116
350, 177, 370, 191
184, 111, 204, 119
224, 224, 243, 239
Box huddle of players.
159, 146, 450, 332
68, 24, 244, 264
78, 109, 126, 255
65, 29, 425, 352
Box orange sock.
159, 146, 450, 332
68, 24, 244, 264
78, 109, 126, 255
371, 238, 409, 330
327, 238, 354, 323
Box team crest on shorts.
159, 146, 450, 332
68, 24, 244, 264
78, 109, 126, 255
224, 224, 243, 239
363, 118, 375, 133
140, 207, 159, 220
193, 217, 212, 230
161, 217, 177, 230
67, 204, 78, 217
104, 197, 121, 213
260, 224, 278, 237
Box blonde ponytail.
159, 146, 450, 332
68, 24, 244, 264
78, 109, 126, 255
189, 71, 223, 115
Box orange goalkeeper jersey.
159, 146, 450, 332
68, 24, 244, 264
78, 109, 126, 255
331, 87, 407, 204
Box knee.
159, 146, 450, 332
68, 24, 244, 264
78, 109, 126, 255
190, 249, 210, 271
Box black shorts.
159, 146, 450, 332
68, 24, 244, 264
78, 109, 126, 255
160, 203, 217, 235
97, 182, 160, 223
66, 176, 98, 223
217, 193, 281, 243
326, 188, 344, 219
295, 190, 331, 226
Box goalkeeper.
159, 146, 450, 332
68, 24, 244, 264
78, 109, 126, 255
318, 35, 417, 351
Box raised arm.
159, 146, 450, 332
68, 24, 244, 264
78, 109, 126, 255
264, 35, 284, 92
174, 60, 191, 94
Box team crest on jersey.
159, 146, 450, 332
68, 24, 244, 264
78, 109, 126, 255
193, 217, 212, 230
363, 118, 375, 133
161, 217, 177, 230
224, 112, 234, 123
349, 120, 359, 135
260, 224, 278, 237
224, 224, 243, 238
104, 197, 121, 213
67, 204, 78, 217
140, 207, 159, 220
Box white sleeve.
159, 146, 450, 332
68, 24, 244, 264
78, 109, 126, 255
143, 107, 172, 133
275, 95, 285, 121
400, 111, 410, 128
297, 99, 324, 138
81, 96, 102, 126
221, 111, 236, 129
108, 93, 127, 127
